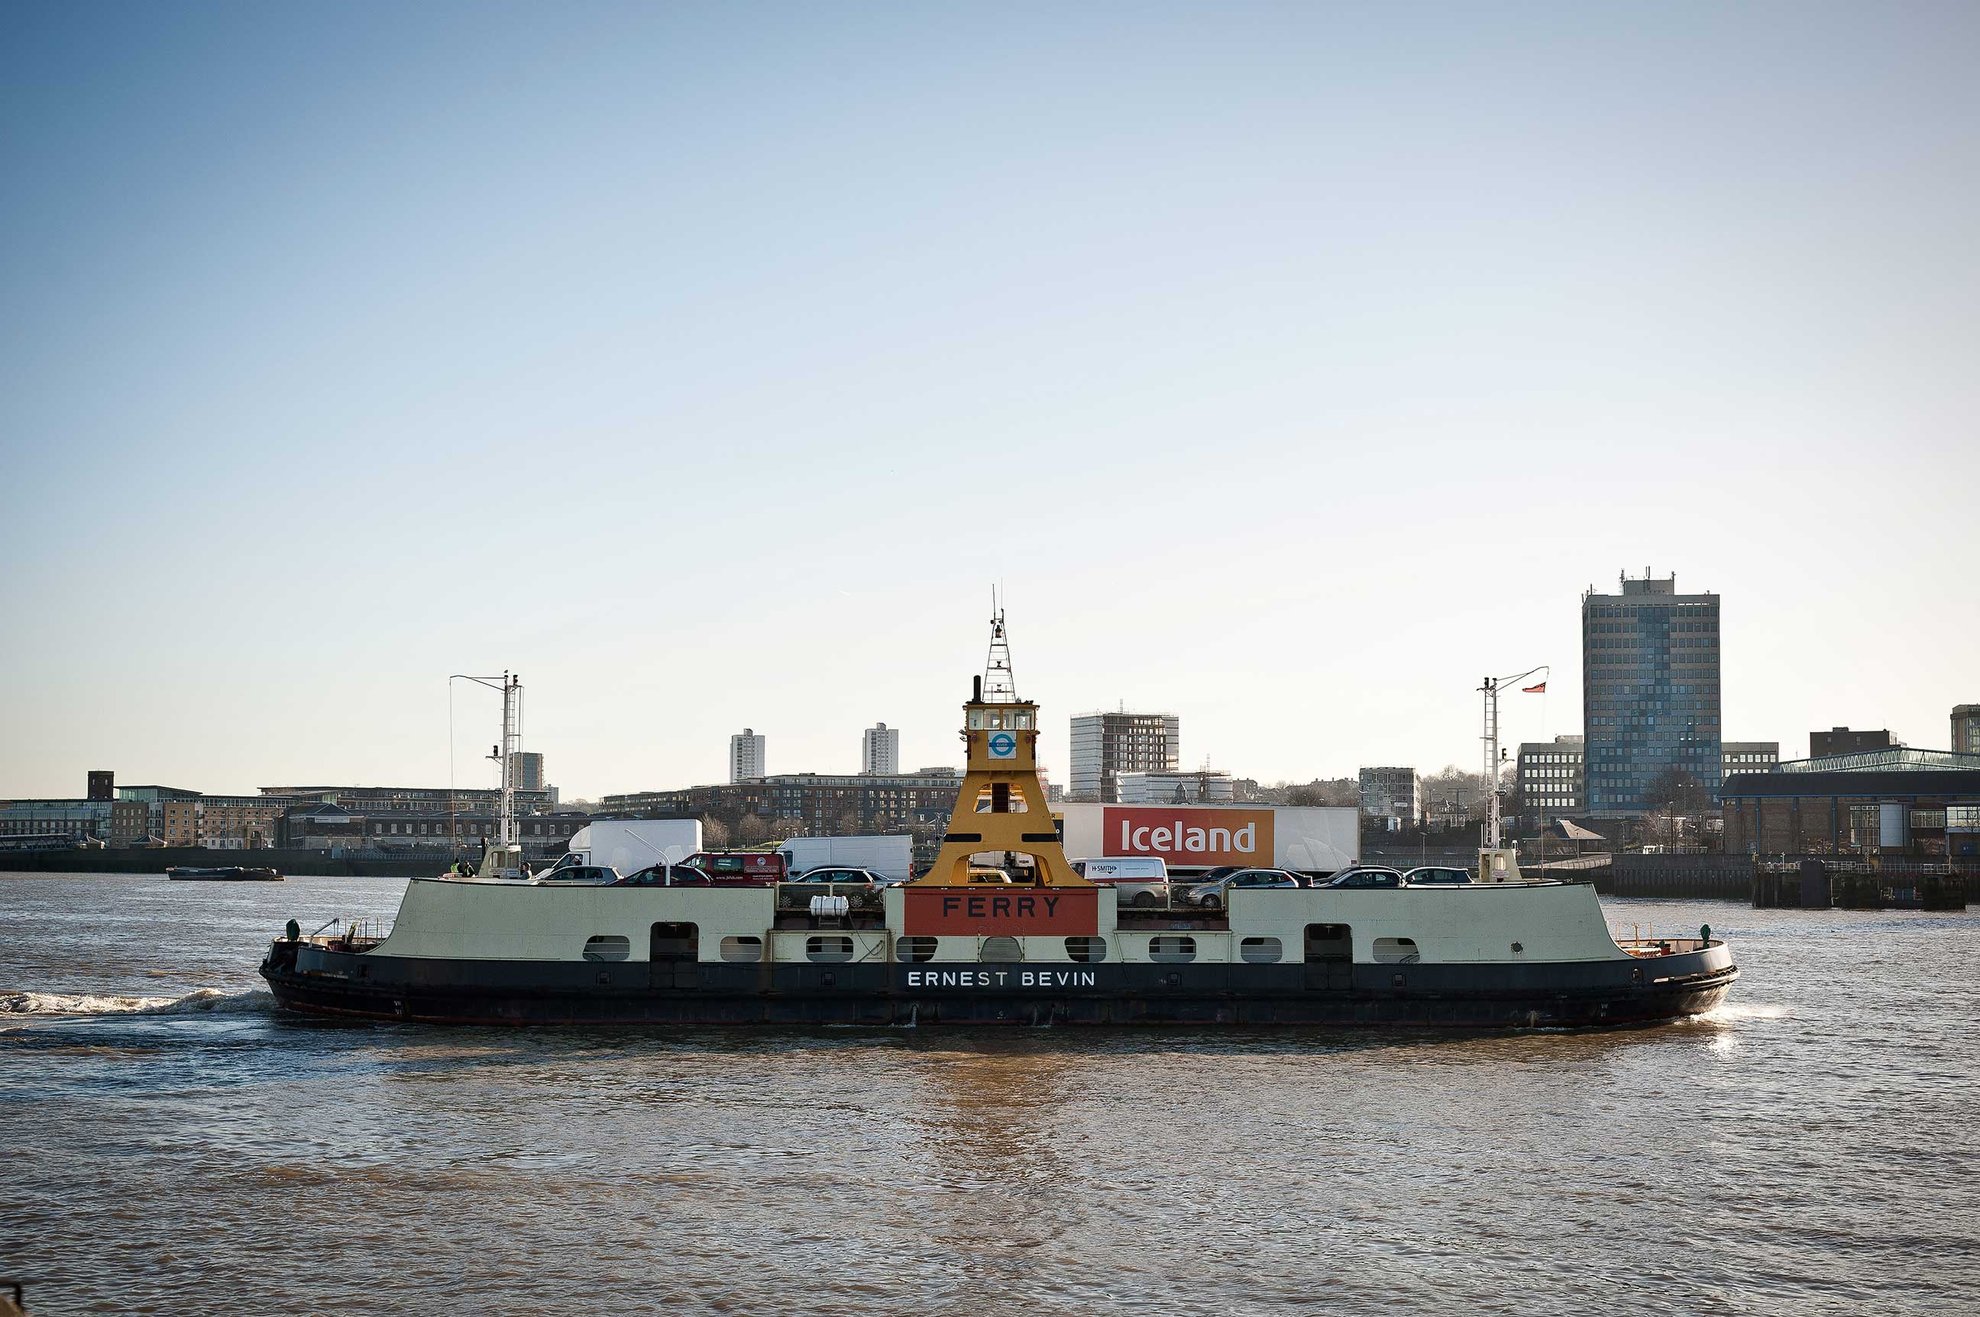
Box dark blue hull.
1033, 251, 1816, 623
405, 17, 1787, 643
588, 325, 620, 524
261, 942, 1736, 1029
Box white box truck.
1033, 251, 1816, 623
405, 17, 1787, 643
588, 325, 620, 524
1057, 804, 1358, 876
779, 834, 914, 882
563, 819, 703, 874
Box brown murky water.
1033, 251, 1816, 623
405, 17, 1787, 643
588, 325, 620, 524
3, 873, 1977, 1314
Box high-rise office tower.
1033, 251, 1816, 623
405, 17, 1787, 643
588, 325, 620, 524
729, 729, 766, 783
1582, 571, 1721, 816
1953, 705, 1980, 754
861, 723, 900, 775
1069, 711, 1180, 802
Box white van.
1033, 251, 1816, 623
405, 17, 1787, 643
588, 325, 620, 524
1071, 856, 1171, 908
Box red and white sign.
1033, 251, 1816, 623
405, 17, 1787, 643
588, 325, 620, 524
1100, 807, 1276, 867
902, 886, 1099, 937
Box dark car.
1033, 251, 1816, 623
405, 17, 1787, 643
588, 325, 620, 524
1320, 866, 1405, 889
1180, 868, 1304, 908
1403, 865, 1473, 886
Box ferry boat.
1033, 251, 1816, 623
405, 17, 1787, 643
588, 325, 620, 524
258, 627, 1737, 1028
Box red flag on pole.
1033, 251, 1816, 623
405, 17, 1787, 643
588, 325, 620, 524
1522, 681, 1547, 693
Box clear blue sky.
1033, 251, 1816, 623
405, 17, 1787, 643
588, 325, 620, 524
3, 1, 1975, 800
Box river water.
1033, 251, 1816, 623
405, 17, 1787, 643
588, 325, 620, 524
2, 872, 1976, 1315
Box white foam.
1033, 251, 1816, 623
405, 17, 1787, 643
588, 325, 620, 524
1, 987, 274, 1017
1697, 1001, 1790, 1023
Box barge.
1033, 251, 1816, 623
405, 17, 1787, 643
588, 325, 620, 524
259, 628, 1736, 1028
170, 865, 284, 881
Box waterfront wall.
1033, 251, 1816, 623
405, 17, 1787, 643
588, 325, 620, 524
0, 847, 441, 878
1601, 854, 1754, 899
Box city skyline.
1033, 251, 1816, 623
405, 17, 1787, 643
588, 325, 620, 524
3, 3, 1976, 799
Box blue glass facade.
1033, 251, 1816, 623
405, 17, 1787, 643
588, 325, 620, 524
1582, 575, 1721, 816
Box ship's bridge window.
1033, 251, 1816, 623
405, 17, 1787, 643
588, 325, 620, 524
1373, 937, 1420, 964
1149, 935, 1196, 963
720, 936, 762, 962
968, 710, 987, 729
582, 935, 630, 962
1240, 936, 1282, 964
1010, 710, 1033, 729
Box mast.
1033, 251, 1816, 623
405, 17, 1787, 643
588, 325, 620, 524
498, 671, 520, 849
983, 588, 1016, 703
453, 669, 524, 871
1478, 665, 1546, 853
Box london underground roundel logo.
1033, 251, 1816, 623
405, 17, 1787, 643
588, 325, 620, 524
988, 731, 1017, 759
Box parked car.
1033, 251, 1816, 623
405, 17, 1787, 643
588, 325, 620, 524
1071, 856, 1171, 908
1320, 866, 1405, 889
966, 867, 1015, 884
1179, 868, 1303, 908
614, 864, 710, 887
790, 866, 894, 888
538, 864, 621, 886
681, 850, 786, 885
1403, 865, 1473, 886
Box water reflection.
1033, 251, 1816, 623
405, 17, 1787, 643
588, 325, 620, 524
3, 878, 1977, 1314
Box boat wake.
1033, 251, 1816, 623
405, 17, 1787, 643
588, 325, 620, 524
1695, 1001, 1789, 1024
1, 987, 276, 1018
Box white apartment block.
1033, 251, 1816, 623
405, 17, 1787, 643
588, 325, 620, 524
729, 729, 766, 783
861, 722, 900, 775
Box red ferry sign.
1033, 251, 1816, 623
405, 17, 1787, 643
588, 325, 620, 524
1101, 807, 1275, 867
902, 887, 1099, 937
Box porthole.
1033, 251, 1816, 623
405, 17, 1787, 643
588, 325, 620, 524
720, 936, 763, 963
582, 935, 630, 962
1374, 937, 1420, 964
1149, 935, 1196, 963
1064, 936, 1107, 963
1239, 936, 1282, 964
806, 935, 854, 963
896, 935, 938, 963
980, 936, 1022, 962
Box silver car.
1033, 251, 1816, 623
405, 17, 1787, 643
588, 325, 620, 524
1402, 865, 1473, 886
790, 866, 893, 888
1179, 868, 1303, 909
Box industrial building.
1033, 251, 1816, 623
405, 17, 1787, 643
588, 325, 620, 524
1069, 710, 1179, 802
1357, 766, 1420, 821
601, 768, 965, 838
1953, 705, 1980, 755
508, 751, 546, 794
1515, 736, 1583, 821
1118, 769, 1237, 805
1581, 571, 1722, 817
259, 784, 557, 815
1722, 747, 1980, 860
1722, 742, 1780, 777
1809, 727, 1891, 758
0, 797, 145, 848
